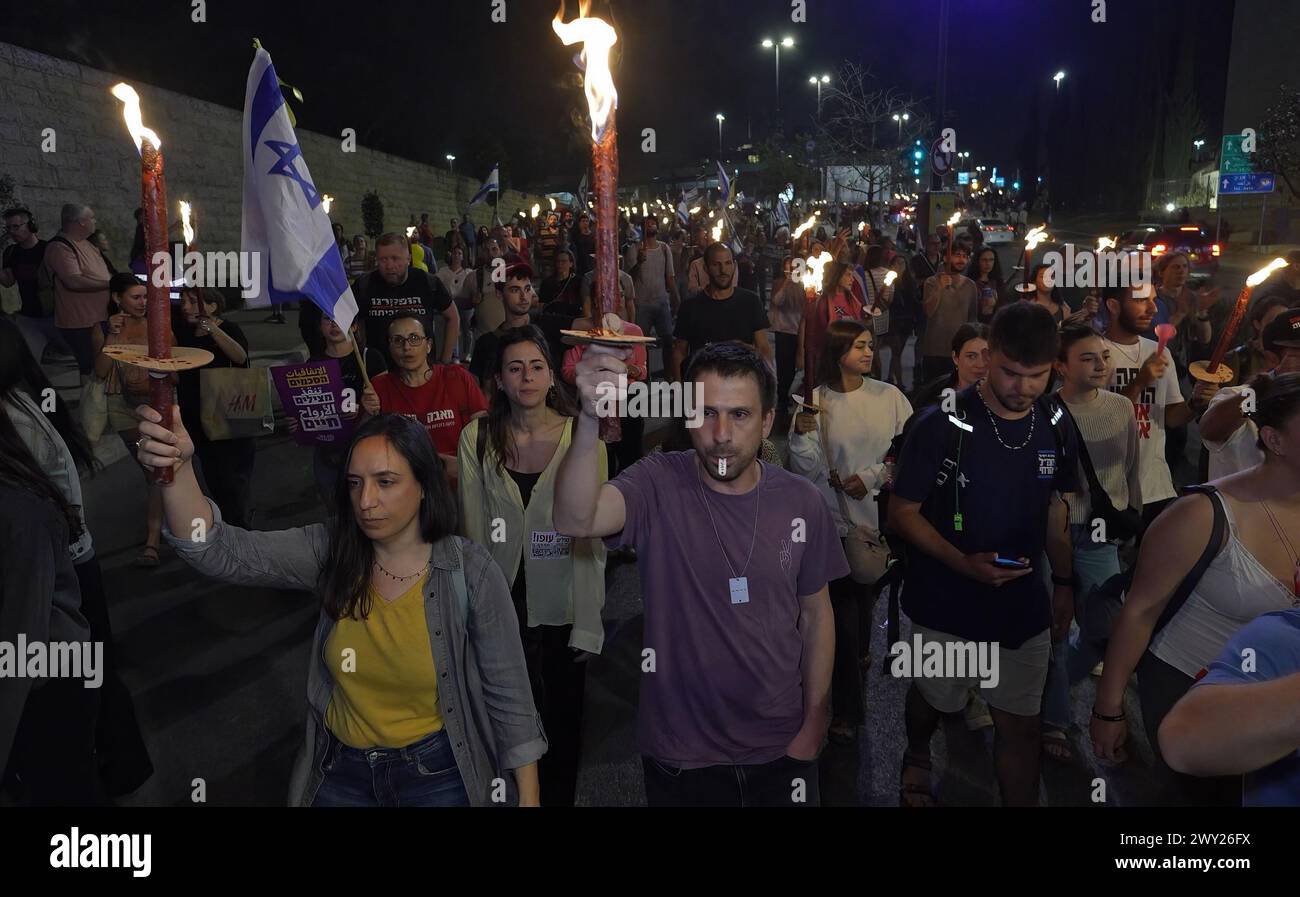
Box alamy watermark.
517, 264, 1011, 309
149, 245, 261, 295
595, 375, 705, 428
889, 634, 1000, 688
0, 635, 104, 688
1042, 247, 1152, 290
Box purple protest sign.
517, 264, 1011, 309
271, 358, 354, 447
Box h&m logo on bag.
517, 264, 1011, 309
1037, 450, 1056, 479
225, 392, 259, 413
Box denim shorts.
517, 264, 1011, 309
310, 726, 470, 807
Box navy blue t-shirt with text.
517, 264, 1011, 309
892, 385, 1077, 648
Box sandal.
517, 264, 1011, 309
1041, 727, 1075, 763
899, 753, 936, 807
134, 545, 160, 568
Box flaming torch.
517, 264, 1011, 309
555, 1, 622, 441
1017, 224, 1050, 295
945, 211, 961, 262
1191, 258, 1289, 385
111, 83, 211, 484
179, 200, 195, 248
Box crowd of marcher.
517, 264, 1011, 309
4, 192, 1300, 808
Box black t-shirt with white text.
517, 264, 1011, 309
673, 288, 770, 359
355, 268, 452, 355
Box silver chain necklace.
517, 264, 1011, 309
695, 460, 762, 581
976, 382, 1036, 451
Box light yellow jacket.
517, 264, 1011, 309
457, 416, 607, 653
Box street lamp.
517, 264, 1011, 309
808, 74, 830, 117
716, 113, 725, 156
761, 36, 794, 112
445, 153, 456, 174
1053, 70, 1065, 93
1193, 138, 1205, 162
892, 111, 909, 141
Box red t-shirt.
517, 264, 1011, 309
372, 365, 488, 455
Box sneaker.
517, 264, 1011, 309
963, 691, 993, 731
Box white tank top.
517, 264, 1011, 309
1151, 494, 1298, 677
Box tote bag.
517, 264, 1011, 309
200, 366, 275, 441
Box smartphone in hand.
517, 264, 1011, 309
993, 555, 1030, 570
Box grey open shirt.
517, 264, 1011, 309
163, 499, 546, 806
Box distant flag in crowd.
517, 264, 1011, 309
715, 160, 733, 205
469, 164, 500, 207
676, 190, 689, 225
240, 45, 356, 332
577, 171, 589, 210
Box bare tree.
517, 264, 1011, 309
815, 62, 932, 201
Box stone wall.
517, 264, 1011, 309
0, 40, 546, 267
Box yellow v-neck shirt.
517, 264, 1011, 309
324, 575, 443, 748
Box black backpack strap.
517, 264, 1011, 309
475, 416, 488, 467
1055, 399, 1106, 502
1152, 484, 1227, 635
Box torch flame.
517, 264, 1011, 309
642, 202, 648, 218
406, 226, 417, 238
179, 201, 194, 246
321, 194, 334, 214
884, 270, 898, 287
1247, 257, 1288, 288
553, 4, 618, 143
792, 214, 819, 239
711, 222, 723, 242
531, 203, 540, 218
1025, 224, 1049, 252
110, 82, 161, 154
800, 250, 832, 293
549, 197, 557, 210
946, 212, 961, 228
1096, 235, 1116, 252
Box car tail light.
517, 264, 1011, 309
1152, 243, 1168, 256
1179, 226, 1200, 232
1211, 243, 1221, 257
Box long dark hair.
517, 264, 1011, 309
483, 326, 576, 472
0, 411, 83, 544
321, 413, 459, 621
0, 315, 96, 473
966, 245, 1005, 288
820, 318, 872, 390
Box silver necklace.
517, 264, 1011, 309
976, 382, 1036, 451
695, 460, 762, 581
374, 558, 429, 583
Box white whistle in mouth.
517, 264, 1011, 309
718, 457, 727, 477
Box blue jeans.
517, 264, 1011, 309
310, 727, 470, 807
635, 299, 674, 378
1040, 524, 1121, 731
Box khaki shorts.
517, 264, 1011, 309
907, 625, 1051, 717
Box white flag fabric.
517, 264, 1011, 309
241, 47, 356, 332
470, 164, 500, 207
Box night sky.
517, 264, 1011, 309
5, 0, 1235, 195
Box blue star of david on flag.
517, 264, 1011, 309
264, 139, 322, 209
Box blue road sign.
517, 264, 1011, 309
957, 171, 970, 185
1219, 172, 1275, 195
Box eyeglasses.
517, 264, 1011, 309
388, 334, 428, 348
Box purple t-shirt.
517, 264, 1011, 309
605, 451, 849, 766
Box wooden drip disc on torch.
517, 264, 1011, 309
1188, 360, 1235, 384
561, 314, 659, 347
101, 344, 215, 372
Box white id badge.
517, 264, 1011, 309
729, 576, 750, 604
530, 531, 573, 561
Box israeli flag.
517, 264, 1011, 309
716, 160, 732, 205
676, 190, 689, 225
241, 47, 356, 332
470, 164, 500, 207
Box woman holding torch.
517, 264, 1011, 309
137, 407, 544, 806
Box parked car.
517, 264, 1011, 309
1117, 223, 1221, 279
960, 218, 1016, 246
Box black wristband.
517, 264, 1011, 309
1051, 574, 1073, 587
1092, 707, 1125, 723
